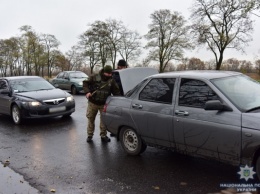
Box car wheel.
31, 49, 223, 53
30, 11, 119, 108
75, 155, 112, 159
12, 104, 22, 124
71, 86, 77, 95
256, 156, 260, 180
119, 127, 145, 155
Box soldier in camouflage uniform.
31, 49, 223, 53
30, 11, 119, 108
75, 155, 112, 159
83, 65, 121, 143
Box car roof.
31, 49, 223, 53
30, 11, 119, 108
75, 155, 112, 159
151, 70, 242, 80
62, 71, 85, 73
1, 76, 42, 80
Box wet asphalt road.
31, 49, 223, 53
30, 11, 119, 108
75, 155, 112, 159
0, 94, 243, 194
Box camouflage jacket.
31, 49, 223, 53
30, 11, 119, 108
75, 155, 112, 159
83, 69, 121, 105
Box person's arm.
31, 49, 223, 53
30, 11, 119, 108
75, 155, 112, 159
83, 75, 95, 98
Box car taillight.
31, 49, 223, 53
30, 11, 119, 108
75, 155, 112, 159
103, 103, 108, 113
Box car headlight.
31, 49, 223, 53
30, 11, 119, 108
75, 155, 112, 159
31, 101, 41, 106
67, 96, 74, 102
23, 101, 42, 106
78, 82, 83, 86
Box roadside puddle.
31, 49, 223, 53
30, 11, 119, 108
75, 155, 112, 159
0, 163, 39, 194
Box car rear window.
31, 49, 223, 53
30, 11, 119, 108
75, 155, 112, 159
139, 78, 175, 104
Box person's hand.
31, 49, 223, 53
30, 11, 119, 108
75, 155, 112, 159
86, 92, 92, 99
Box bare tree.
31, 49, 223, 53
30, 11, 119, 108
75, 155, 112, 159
19, 25, 43, 76
222, 58, 240, 71
47, 50, 64, 77
190, 0, 260, 70
65, 46, 84, 71
0, 25, 65, 77
0, 37, 22, 76
41, 34, 60, 77
239, 60, 254, 73
187, 57, 206, 70
145, 9, 192, 73
79, 31, 101, 74
53, 53, 69, 73
79, 19, 143, 70
176, 58, 189, 71
105, 19, 126, 69
83, 21, 110, 69
205, 59, 216, 70
118, 29, 142, 63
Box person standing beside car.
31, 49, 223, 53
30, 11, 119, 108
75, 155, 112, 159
113, 59, 128, 96
109, 59, 128, 137
84, 65, 121, 143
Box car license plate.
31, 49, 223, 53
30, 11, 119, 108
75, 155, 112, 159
49, 106, 66, 113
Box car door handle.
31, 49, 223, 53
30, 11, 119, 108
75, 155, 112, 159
175, 110, 189, 116
132, 104, 143, 109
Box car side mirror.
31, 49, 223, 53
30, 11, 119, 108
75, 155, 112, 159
204, 100, 232, 111
0, 89, 10, 95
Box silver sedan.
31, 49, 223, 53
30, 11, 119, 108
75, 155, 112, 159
102, 70, 260, 180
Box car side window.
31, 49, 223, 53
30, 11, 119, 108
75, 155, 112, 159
0, 80, 8, 90
57, 72, 64, 78
64, 73, 69, 79
139, 78, 175, 104
179, 78, 219, 108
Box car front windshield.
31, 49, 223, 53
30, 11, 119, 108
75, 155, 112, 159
70, 72, 88, 78
211, 75, 260, 112
10, 78, 55, 93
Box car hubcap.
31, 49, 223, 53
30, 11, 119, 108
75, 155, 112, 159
12, 107, 19, 123
123, 130, 138, 152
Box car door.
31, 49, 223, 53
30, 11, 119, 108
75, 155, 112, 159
130, 78, 176, 147
173, 78, 241, 164
53, 72, 64, 89
0, 79, 11, 115
63, 72, 71, 90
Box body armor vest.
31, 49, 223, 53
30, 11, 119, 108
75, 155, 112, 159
83, 74, 113, 105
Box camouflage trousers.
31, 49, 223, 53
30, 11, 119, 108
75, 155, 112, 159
86, 101, 107, 138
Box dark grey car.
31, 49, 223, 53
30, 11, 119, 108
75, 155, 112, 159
102, 70, 260, 179
0, 76, 75, 124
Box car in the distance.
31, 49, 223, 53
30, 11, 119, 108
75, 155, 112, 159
0, 76, 75, 124
50, 71, 88, 94
102, 70, 260, 180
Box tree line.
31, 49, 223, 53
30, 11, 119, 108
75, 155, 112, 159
164, 57, 260, 75
1, 0, 260, 77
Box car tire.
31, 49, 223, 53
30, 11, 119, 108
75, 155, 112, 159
12, 104, 22, 124
119, 127, 146, 155
71, 86, 77, 95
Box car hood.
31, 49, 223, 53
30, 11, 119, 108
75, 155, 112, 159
15, 88, 69, 101
113, 67, 158, 95
242, 113, 260, 130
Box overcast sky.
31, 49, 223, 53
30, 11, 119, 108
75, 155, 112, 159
1, 0, 260, 63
